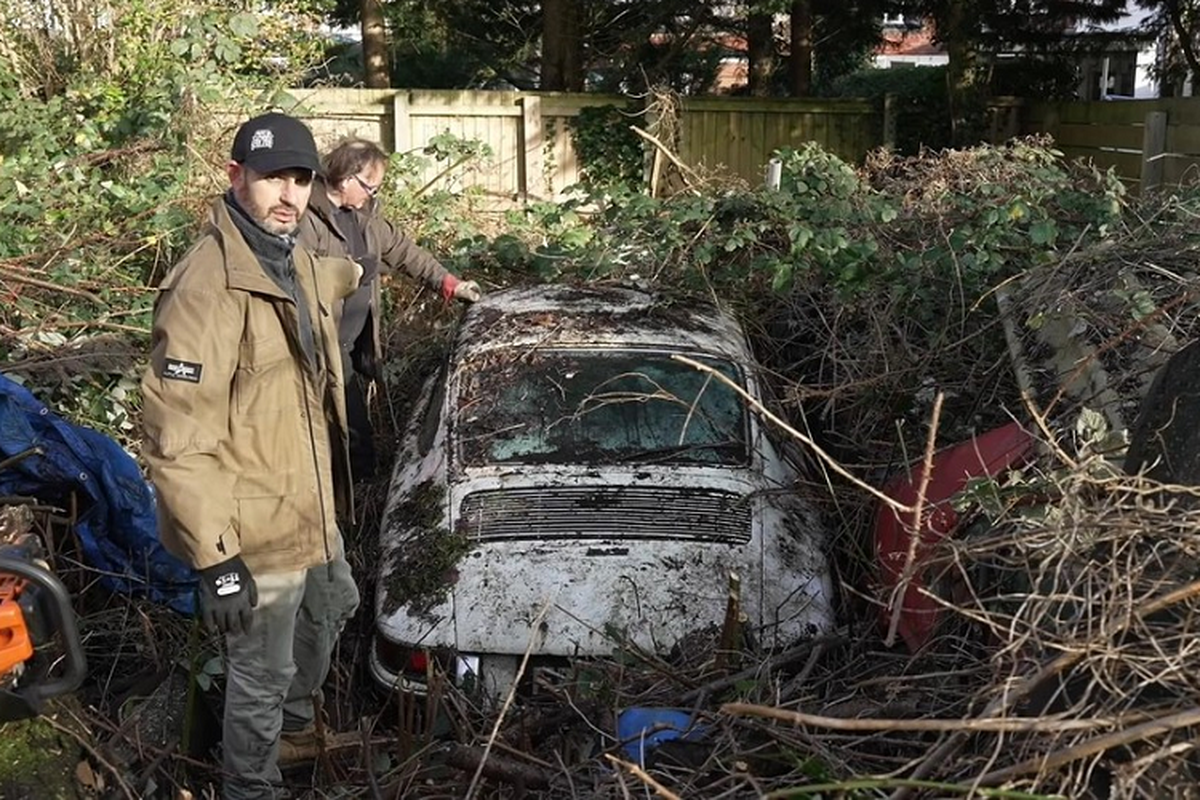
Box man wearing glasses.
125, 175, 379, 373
297, 137, 481, 482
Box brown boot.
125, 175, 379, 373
278, 725, 361, 763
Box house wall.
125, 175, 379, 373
872, 55, 948, 69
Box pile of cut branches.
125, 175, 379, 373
16, 133, 1200, 799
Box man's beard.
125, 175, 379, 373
239, 192, 301, 236
258, 203, 301, 236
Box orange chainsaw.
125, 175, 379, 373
0, 533, 86, 722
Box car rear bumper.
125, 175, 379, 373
369, 634, 524, 699
368, 636, 433, 695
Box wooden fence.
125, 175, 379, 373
284, 88, 879, 207
1018, 98, 1200, 193
280, 88, 1200, 203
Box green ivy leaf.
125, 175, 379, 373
1030, 219, 1058, 245
771, 262, 794, 291
228, 12, 259, 38
558, 226, 593, 250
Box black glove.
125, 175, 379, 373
350, 326, 380, 382
198, 556, 258, 636
351, 342, 379, 382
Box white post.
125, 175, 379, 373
764, 157, 782, 190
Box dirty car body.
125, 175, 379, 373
371, 285, 835, 695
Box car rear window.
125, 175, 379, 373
456, 349, 750, 467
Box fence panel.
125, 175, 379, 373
678, 98, 877, 181
404, 90, 524, 202
282, 89, 880, 208
1023, 99, 1152, 192
245, 90, 1200, 206
1018, 97, 1200, 193
287, 87, 396, 149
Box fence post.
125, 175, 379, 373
519, 96, 543, 204
987, 100, 1020, 144
1140, 110, 1167, 196
391, 91, 410, 154
1003, 101, 1020, 141
764, 157, 782, 190
882, 93, 898, 150
642, 102, 660, 193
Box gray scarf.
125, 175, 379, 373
224, 192, 318, 372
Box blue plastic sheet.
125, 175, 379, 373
0, 374, 196, 614
616, 707, 709, 766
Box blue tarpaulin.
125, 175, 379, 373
0, 373, 197, 614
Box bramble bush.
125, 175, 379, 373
448, 136, 1125, 334
0, 0, 326, 441
425, 132, 1130, 458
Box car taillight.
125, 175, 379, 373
375, 637, 430, 678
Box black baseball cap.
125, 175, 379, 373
231, 112, 322, 175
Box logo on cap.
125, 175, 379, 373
249, 129, 274, 151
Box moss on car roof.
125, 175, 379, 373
456, 284, 750, 362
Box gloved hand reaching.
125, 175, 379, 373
441, 274, 482, 304
453, 280, 482, 303
198, 555, 258, 636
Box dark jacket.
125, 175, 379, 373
296, 187, 450, 376
141, 199, 359, 573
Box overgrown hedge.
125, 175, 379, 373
824, 66, 952, 154
0, 0, 325, 439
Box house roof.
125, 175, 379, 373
878, 26, 944, 57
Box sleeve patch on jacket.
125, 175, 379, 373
162, 359, 203, 383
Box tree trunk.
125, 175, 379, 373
1164, 0, 1200, 92
941, 0, 985, 145
747, 11, 774, 96
361, 0, 389, 88
541, 0, 583, 91
788, 0, 813, 96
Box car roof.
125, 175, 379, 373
456, 284, 752, 362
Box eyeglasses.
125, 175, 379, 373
351, 174, 380, 197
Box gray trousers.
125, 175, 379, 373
221, 543, 359, 800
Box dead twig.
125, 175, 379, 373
884, 390, 944, 647
629, 125, 701, 193
721, 703, 1115, 732
462, 596, 554, 800
605, 753, 683, 800
44, 712, 138, 800
359, 716, 384, 800
446, 744, 555, 789
890, 577, 1200, 799
714, 571, 742, 674
672, 354, 915, 515
978, 707, 1200, 785
678, 635, 845, 705
0, 267, 106, 304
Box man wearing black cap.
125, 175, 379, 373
142, 111, 362, 800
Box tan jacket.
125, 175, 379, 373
141, 199, 360, 574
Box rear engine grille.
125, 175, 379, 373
457, 486, 752, 543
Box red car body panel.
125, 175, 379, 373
875, 422, 1036, 651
